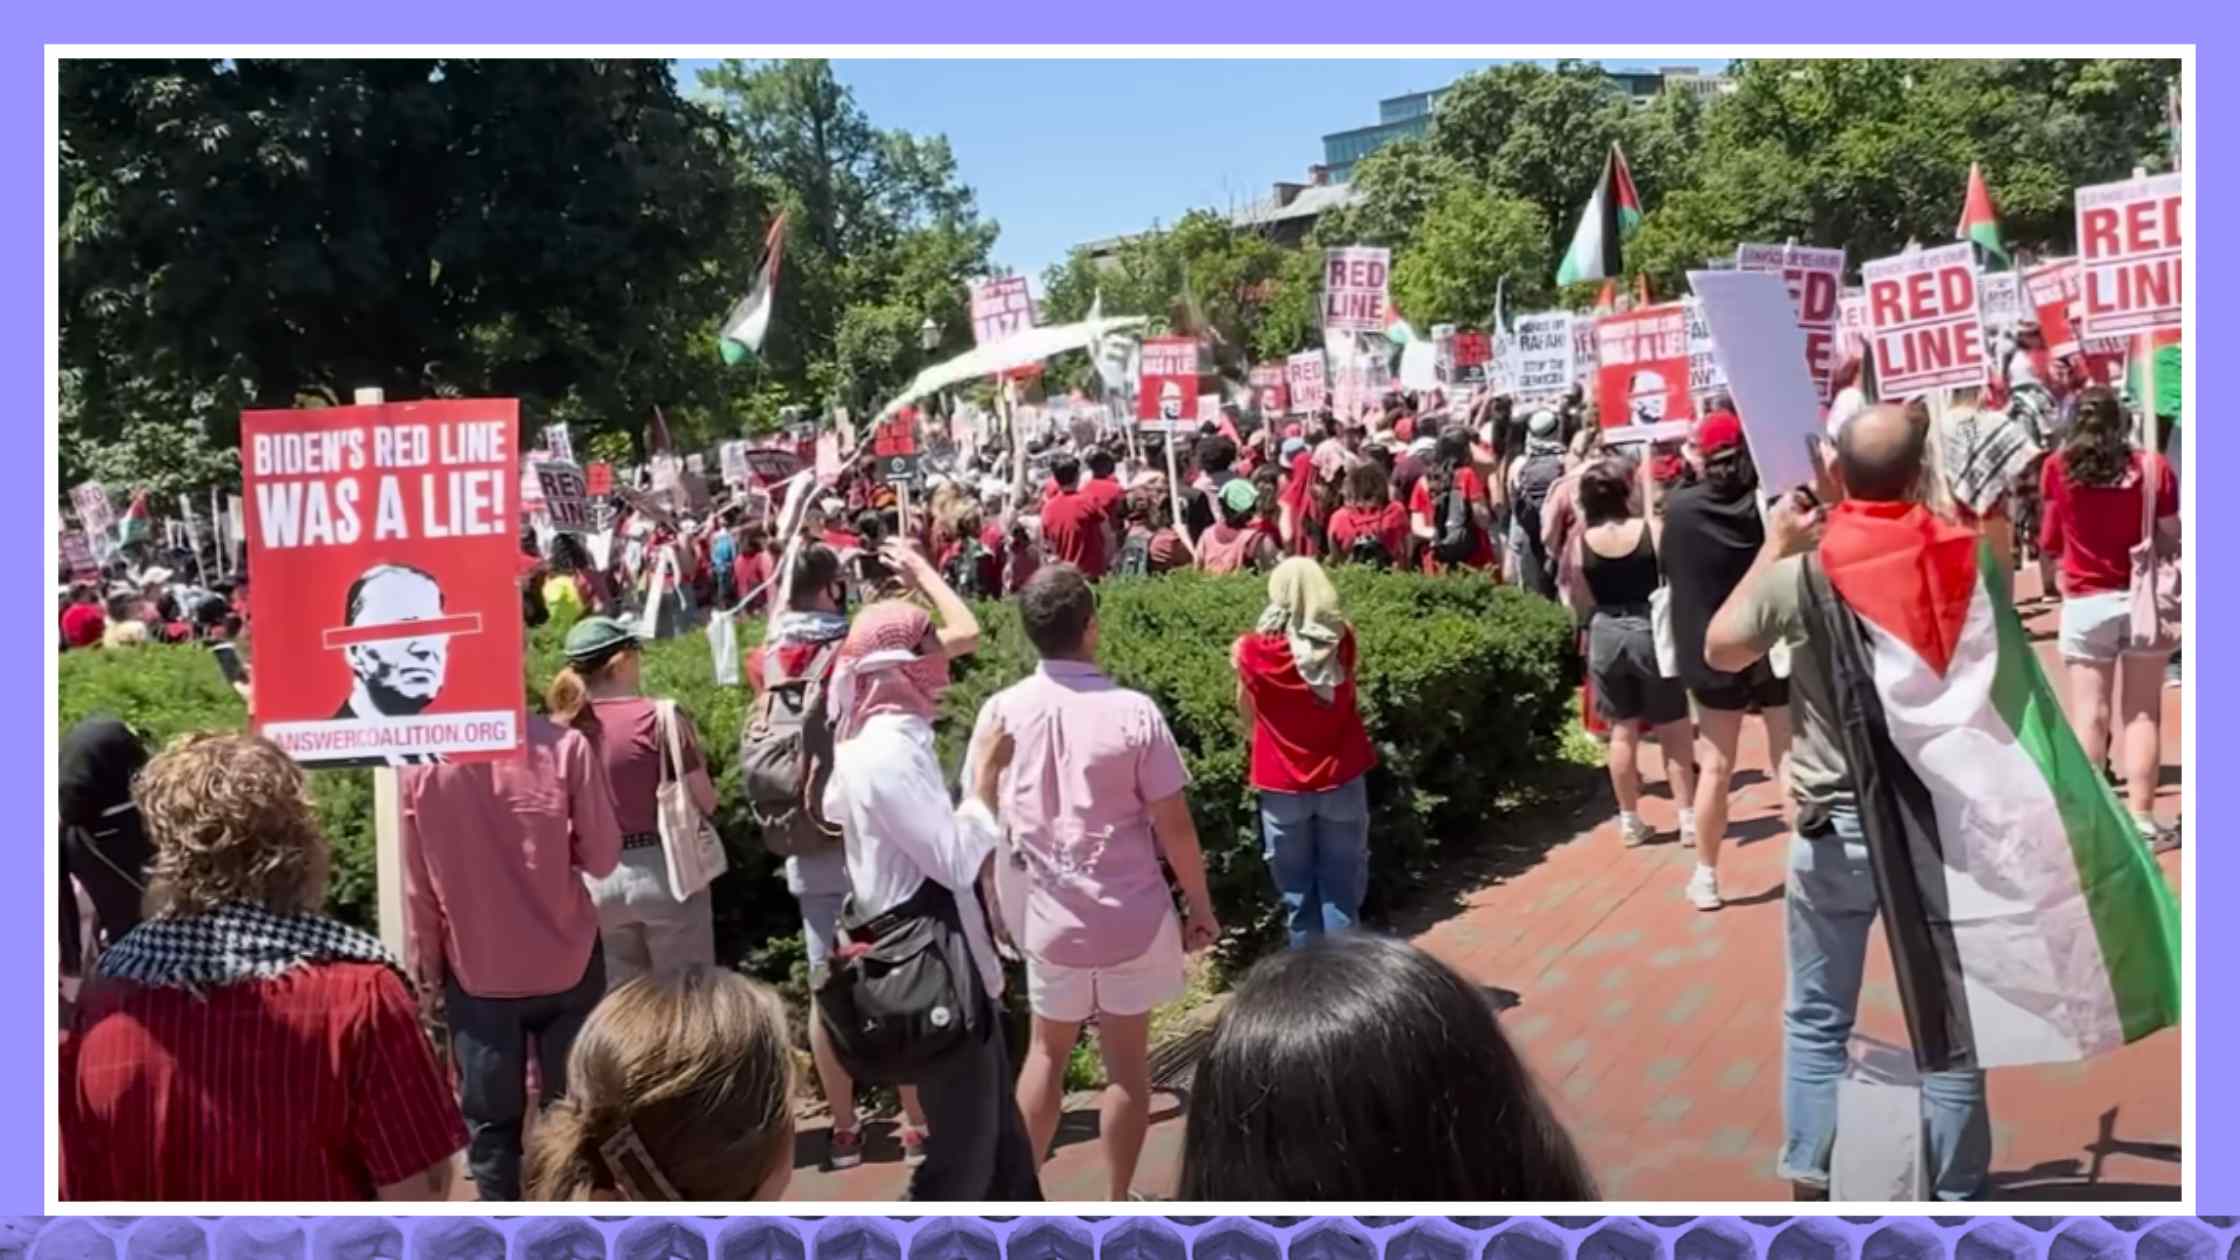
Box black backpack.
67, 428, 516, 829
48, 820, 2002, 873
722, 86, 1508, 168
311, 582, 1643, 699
945, 539, 989, 599
1347, 529, 1393, 570
816, 879, 985, 1085
738, 643, 844, 858
1432, 482, 1476, 564
1116, 529, 1152, 578
1511, 453, 1565, 551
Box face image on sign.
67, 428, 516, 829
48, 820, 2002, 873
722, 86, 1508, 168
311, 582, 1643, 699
1629, 370, 1672, 423
1159, 381, 1184, 422
333, 563, 472, 723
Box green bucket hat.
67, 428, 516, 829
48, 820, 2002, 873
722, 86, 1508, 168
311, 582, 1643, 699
1219, 477, 1260, 515
563, 615, 641, 665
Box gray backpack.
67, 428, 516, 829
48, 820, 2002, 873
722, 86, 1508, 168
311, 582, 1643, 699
739, 642, 844, 857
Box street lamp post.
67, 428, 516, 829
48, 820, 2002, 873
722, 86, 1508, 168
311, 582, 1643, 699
920, 317, 941, 354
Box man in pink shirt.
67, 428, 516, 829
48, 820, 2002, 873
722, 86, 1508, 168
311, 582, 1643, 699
962, 563, 1220, 1200
399, 714, 623, 1201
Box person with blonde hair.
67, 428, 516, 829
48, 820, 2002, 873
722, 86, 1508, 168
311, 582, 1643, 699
64, 732, 466, 1201
524, 965, 795, 1201
1234, 557, 1378, 947
546, 615, 722, 989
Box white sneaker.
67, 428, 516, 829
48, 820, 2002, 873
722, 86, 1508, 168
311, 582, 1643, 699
1620, 813, 1654, 848
1685, 865, 1723, 911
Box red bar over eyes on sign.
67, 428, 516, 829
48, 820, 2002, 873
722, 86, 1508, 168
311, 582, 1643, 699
320, 613, 486, 650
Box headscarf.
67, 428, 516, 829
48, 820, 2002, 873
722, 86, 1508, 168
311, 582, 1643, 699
829, 600, 949, 739
1256, 558, 1348, 703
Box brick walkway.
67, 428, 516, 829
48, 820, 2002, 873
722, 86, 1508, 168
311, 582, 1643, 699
781, 568, 2186, 1203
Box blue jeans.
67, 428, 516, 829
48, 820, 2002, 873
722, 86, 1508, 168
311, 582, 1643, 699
1781, 809, 1991, 1200
1258, 774, 1370, 948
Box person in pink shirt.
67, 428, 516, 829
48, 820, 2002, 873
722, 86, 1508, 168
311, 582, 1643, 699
399, 714, 624, 1201
964, 563, 1221, 1201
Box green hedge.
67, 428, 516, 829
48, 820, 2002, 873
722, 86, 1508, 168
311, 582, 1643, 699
59, 569, 1578, 989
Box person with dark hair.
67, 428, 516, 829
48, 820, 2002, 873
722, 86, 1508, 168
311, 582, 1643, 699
1038, 453, 1109, 579
1177, 932, 1594, 1200
1410, 430, 1496, 574
58, 716, 153, 961
1235, 559, 1377, 946
1704, 402, 1991, 1202
1576, 457, 1697, 846
2040, 386, 2180, 849
1081, 447, 1127, 560
965, 563, 1218, 1200
1661, 411, 1791, 911
60, 582, 105, 650
1324, 460, 1405, 569
1115, 486, 1188, 577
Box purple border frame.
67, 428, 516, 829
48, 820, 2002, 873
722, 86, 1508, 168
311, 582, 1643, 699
19, 11, 2216, 1218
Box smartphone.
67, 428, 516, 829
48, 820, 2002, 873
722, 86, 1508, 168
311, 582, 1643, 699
210, 641, 247, 686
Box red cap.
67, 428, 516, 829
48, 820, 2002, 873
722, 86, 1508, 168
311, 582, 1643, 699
1695, 411, 1743, 455
1650, 453, 1689, 485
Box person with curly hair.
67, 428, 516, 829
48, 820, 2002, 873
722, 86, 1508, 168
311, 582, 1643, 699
63, 733, 466, 1201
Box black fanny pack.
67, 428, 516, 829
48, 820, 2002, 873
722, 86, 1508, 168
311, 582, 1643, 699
814, 878, 985, 1086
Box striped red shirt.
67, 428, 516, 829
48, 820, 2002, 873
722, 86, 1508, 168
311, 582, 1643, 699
62, 962, 466, 1201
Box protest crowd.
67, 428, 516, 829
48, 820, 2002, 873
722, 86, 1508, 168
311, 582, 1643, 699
54, 84, 2184, 1205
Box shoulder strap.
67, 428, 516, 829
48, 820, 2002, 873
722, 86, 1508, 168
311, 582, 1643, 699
655, 698, 685, 786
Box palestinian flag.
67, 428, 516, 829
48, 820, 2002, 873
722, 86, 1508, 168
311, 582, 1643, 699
116, 490, 152, 546
718, 211, 789, 366
1956, 163, 2010, 272
1556, 145, 1642, 287
1801, 501, 2181, 1072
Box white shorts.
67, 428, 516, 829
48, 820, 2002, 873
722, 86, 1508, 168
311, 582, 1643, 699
2059, 589, 2143, 664
1026, 910, 1187, 1023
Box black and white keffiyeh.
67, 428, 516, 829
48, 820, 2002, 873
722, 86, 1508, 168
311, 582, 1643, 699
97, 902, 407, 994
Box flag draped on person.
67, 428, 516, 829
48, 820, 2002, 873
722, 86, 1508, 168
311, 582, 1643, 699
116, 489, 151, 546
1555, 144, 1642, 287
1798, 501, 2181, 1073
718, 211, 790, 365
1956, 162, 2010, 272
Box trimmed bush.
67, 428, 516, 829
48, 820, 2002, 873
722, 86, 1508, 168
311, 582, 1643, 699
58, 569, 1577, 987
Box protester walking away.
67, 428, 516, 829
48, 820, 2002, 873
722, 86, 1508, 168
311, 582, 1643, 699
742, 541, 928, 1169
1236, 558, 1378, 947
1660, 411, 1793, 910
1412, 429, 1496, 574
1196, 478, 1279, 576
817, 557, 1043, 1202
399, 709, 624, 1201
1039, 453, 1111, 580
548, 616, 721, 988
1177, 932, 1593, 1200
58, 715, 153, 960
1507, 411, 1568, 597
2038, 386, 2182, 850
64, 733, 466, 1201
1325, 460, 1405, 569
1576, 458, 1698, 846
964, 564, 1221, 1200
60, 582, 106, 649
1930, 403, 2039, 605
524, 966, 795, 1202
1115, 484, 1189, 578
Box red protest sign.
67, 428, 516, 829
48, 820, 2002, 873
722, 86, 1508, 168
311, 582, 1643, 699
872, 412, 920, 484
1452, 330, 1492, 369
585, 461, 613, 497
1860, 244, 1988, 399
2075, 174, 2182, 339
1594, 304, 1695, 429
1285, 351, 1326, 415
59, 530, 97, 580
239, 400, 526, 768
743, 446, 805, 484
1249, 363, 1290, 417
1138, 337, 1203, 432
1735, 243, 1847, 400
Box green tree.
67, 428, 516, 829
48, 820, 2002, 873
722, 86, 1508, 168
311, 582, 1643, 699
1390, 189, 1552, 329
61, 58, 747, 481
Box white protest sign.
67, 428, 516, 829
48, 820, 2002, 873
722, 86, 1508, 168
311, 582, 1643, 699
1688, 270, 1825, 500
1685, 298, 1727, 398
971, 275, 1037, 345
1399, 337, 1439, 392
720, 440, 750, 487
1734, 243, 1846, 400
1977, 272, 2024, 342
535, 460, 592, 533
1838, 291, 1868, 365
2075, 173, 2182, 338
1322, 247, 1391, 334
542, 423, 574, 464
1286, 350, 1327, 415
1508, 312, 1576, 402
72, 482, 115, 539
1859, 243, 1989, 399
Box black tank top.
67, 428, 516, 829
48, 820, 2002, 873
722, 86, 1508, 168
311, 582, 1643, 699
1583, 521, 1660, 609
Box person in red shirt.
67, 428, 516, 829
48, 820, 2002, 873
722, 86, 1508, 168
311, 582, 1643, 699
59, 583, 105, 649
1038, 454, 1110, 579
1324, 461, 1408, 568
2039, 386, 2181, 847
1082, 447, 1127, 556
64, 733, 466, 1201
1233, 558, 1377, 948
1409, 430, 1497, 573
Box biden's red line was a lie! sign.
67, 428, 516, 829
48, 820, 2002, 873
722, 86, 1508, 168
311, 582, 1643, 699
1859, 243, 1988, 400
2075, 173, 2182, 340
238, 400, 527, 769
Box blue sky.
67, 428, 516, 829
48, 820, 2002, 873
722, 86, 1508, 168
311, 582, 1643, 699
674, 58, 1725, 287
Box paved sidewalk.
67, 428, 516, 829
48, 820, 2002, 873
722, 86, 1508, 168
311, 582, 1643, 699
780, 570, 2185, 1203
